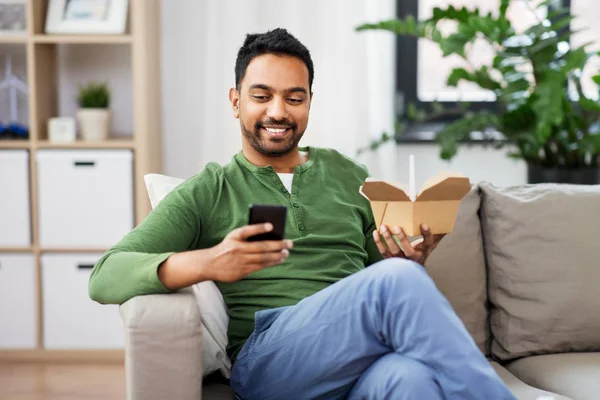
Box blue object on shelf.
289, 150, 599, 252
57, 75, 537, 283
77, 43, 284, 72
0, 122, 29, 139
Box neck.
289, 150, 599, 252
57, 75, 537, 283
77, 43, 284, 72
242, 142, 307, 173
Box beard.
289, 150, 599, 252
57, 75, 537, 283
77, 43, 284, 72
241, 117, 304, 157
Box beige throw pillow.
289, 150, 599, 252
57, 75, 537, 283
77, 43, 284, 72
425, 185, 490, 356
480, 182, 600, 361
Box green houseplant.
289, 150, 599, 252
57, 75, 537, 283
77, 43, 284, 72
76, 81, 111, 141
357, 0, 600, 184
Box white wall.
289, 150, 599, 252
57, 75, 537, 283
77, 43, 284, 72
359, 143, 527, 189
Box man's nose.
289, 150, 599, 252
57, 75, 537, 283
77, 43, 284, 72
266, 97, 288, 121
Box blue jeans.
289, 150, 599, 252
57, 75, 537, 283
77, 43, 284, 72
230, 258, 516, 400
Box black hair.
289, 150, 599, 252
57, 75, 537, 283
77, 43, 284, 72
235, 28, 314, 91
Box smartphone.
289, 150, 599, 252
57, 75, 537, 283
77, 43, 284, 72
247, 204, 287, 241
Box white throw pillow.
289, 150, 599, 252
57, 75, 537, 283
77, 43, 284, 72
144, 173, 232, 378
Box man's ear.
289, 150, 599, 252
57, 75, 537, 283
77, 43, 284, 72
309, 92, 314, 110
229, 87, 240, 119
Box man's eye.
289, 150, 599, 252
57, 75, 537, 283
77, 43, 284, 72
252, 96, 269, 101
288, 98, 303, 104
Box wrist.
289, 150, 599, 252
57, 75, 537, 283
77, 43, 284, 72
194, 247, 214, 282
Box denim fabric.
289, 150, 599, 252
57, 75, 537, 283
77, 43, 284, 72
230, 258, 515, 400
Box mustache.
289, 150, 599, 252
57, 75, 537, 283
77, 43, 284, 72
255, 118, 297, 131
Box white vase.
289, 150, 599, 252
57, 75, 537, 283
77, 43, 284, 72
77, 108, 110, 141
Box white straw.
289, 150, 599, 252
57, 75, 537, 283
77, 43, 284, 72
409, 154, 416, 201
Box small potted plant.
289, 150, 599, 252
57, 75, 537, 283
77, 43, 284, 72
76, 81, 111, 141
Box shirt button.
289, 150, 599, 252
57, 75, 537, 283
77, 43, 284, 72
298, 223, 305, 231
293, 203, 300, 208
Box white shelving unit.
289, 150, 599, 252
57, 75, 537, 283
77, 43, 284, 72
0, 0, 162, 363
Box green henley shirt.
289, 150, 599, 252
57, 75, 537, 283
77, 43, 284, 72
88, 146, 384, 361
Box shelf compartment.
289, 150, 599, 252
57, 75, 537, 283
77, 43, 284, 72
31, 43, 133, 142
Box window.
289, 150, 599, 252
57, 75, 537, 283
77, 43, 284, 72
397, 0, 552, 120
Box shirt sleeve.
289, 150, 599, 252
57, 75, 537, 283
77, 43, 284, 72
88, 178, 204, 305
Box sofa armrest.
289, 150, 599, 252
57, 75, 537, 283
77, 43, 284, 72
119, 287, 203, 400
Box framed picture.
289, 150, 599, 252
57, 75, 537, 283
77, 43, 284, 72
45, 0, 129, 34
0, 0, 27, 35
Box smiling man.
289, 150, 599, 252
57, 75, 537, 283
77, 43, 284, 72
230, 48, 311, 171
88, 29, 516, 400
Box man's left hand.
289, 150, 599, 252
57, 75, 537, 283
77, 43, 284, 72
373, 223, 445, 265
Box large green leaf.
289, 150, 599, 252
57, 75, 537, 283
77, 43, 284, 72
356, 18, 427, 37
579, 133, 600, 154
499, 0, 509, 18
578, 97, 600, 113
550, 15, 575, 32
435, 111, 500, 159
532, 72, 566, 134
447, 68, 471, 87
431, 5, 473, 24
440, 33, 472, 57
562, 45, 592, 73
447, 66, 502, 91
468, 15, 498, 37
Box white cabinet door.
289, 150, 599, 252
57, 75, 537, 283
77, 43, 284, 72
0, 254, 37, 348
42, 253, 124, 349
37, 149, 134, 248
0, 150, 31, 247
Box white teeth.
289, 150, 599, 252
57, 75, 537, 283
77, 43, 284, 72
265, 127, 287, 133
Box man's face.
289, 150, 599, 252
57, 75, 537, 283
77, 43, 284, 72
230, 54, 312, 157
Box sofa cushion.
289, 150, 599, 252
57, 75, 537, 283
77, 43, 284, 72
480, 182, 600, 361
491, 361, 572, 400
424, 186, 489, 356
506, 353, 600, 400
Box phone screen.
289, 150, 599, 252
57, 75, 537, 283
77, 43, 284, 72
247, 204, 287, 241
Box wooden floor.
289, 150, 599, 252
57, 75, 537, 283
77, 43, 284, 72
0, 363, 125, 400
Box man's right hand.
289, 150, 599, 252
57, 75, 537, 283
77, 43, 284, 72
158, 223, 293, 290
202, 223, 293, 283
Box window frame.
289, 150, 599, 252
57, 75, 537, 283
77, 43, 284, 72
395, 0, 576, 142
395, 0, 498, 129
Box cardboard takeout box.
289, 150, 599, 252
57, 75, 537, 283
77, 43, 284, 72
359, 172, 471, 236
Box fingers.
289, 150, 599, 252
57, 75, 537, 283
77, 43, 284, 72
417, 225, 445, 251
244, 249, 290, 268
372, 228, 392, 258
420, 224, 434, 249
390, 226, 416, 259
243, 239, 294, 253
232, 223, 274, 241
380, 225, 404, 256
